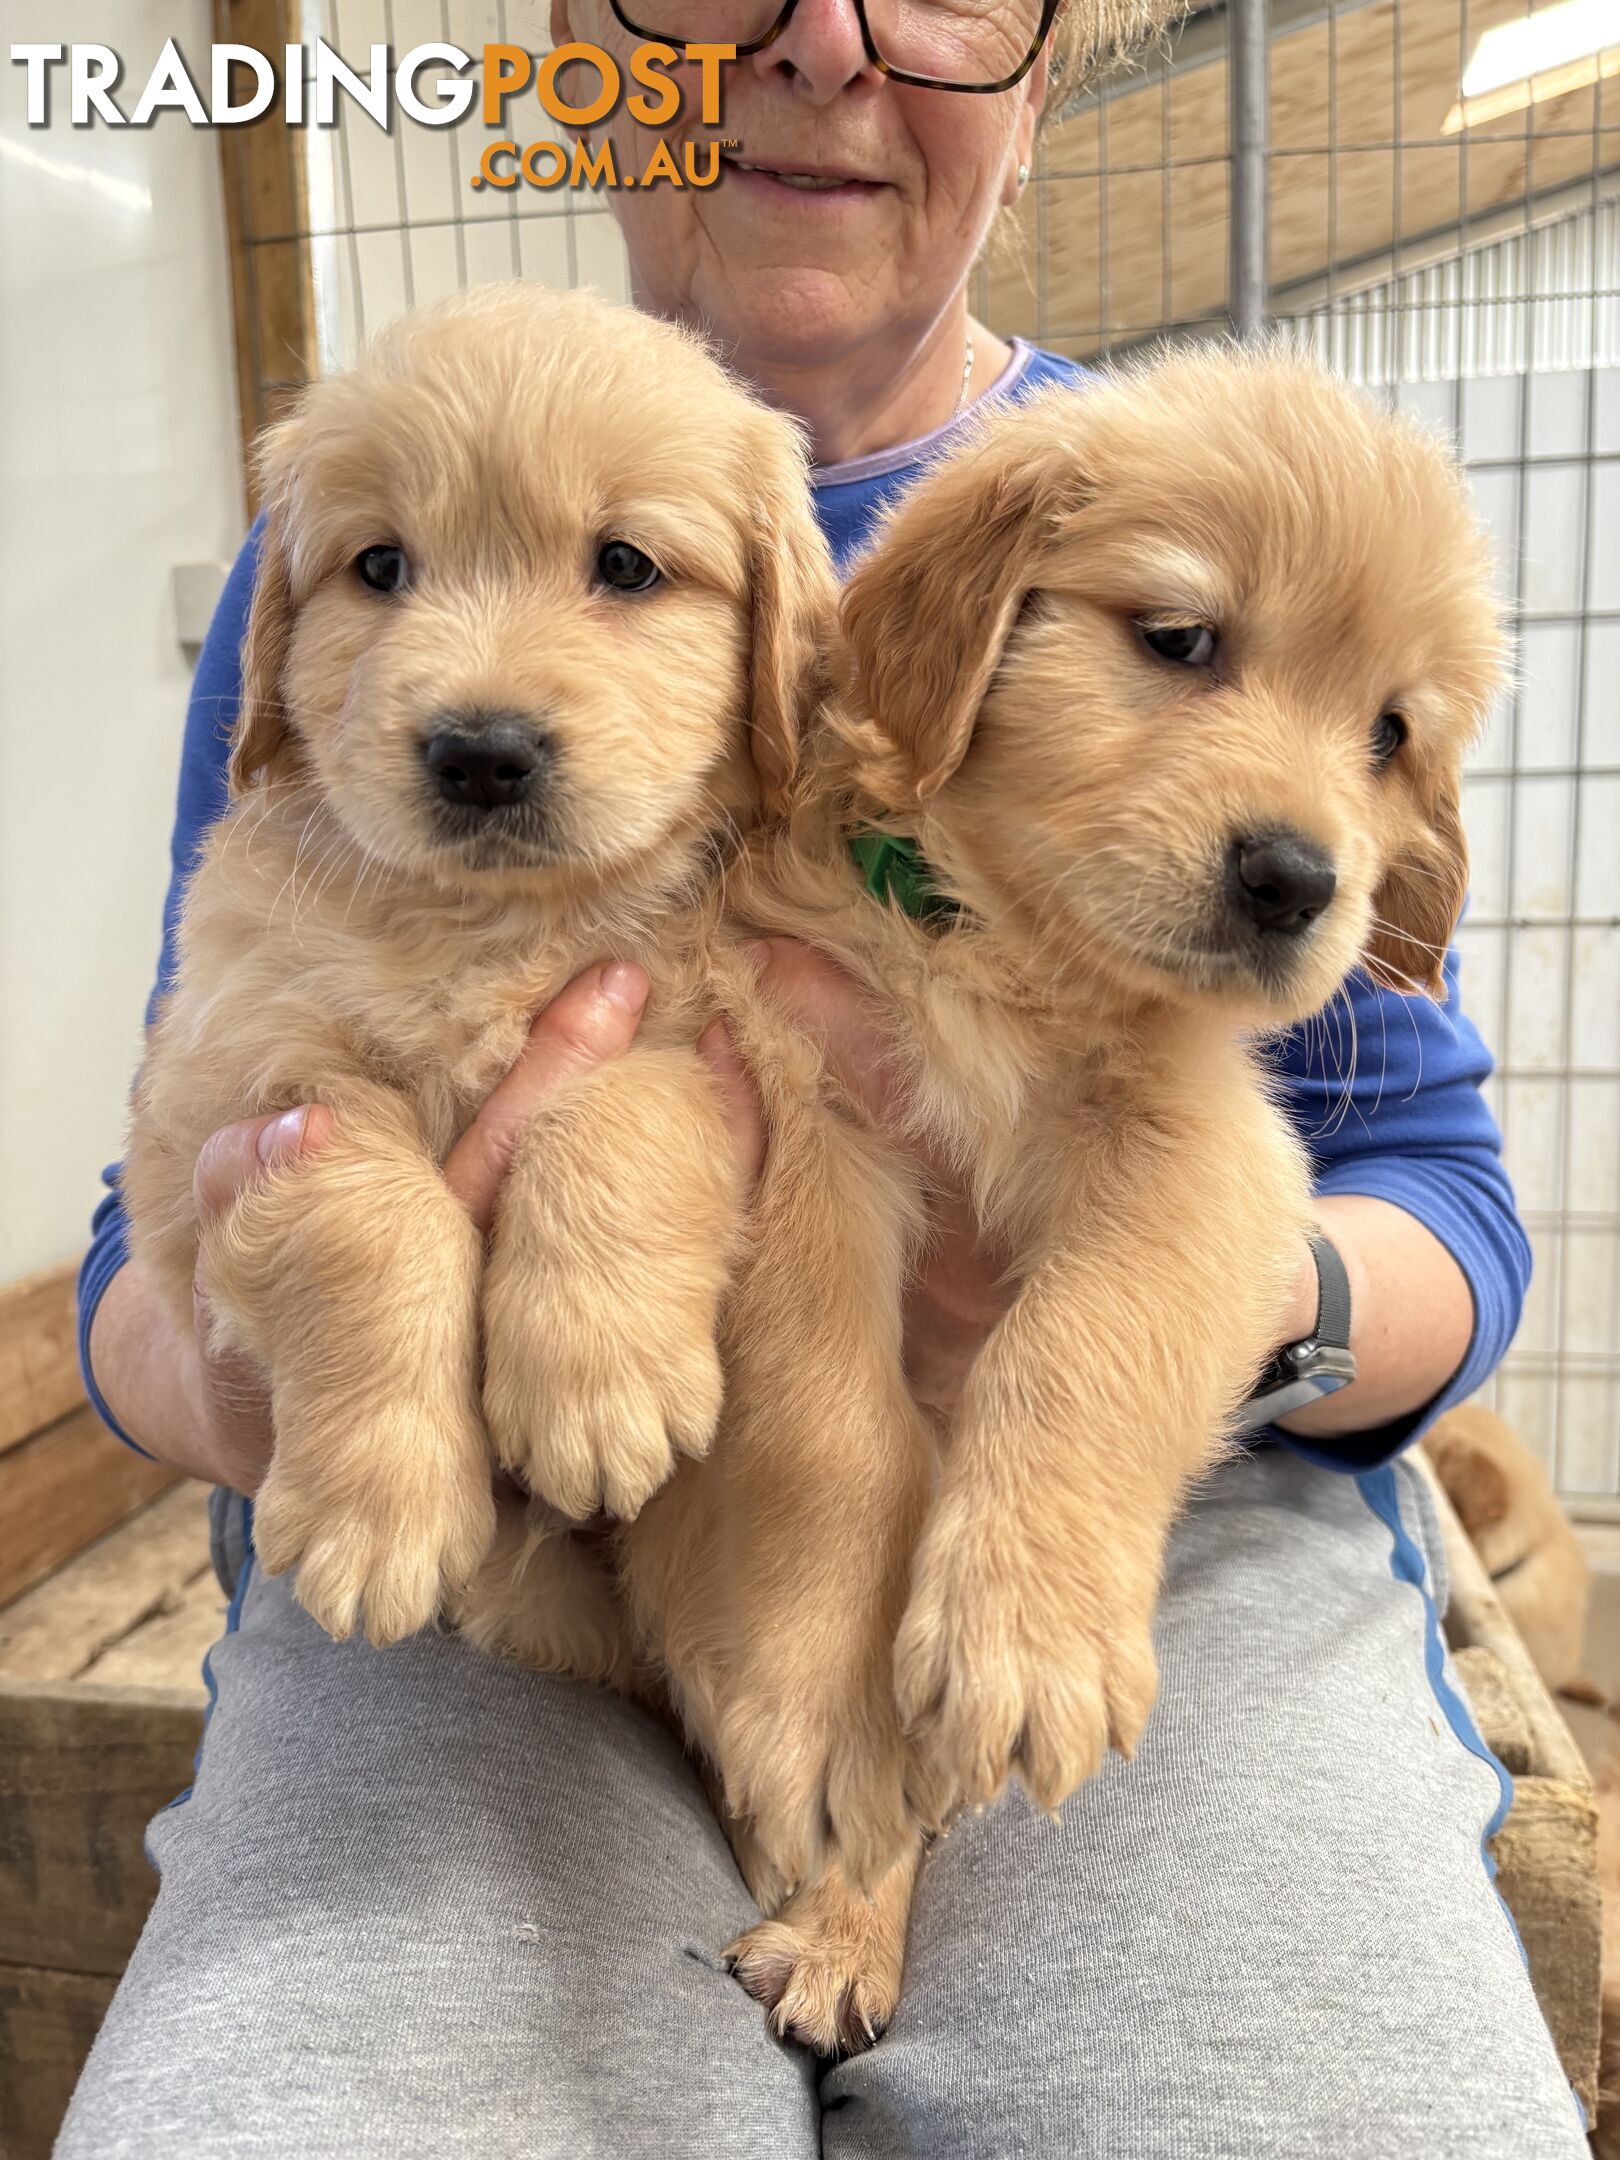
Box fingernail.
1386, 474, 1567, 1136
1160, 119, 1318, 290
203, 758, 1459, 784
256, 1106, 309, 1166
740, 938, 772, 976
600, 962, 649, 1015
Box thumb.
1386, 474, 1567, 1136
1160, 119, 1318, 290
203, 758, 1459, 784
193, 1105, 335, 1223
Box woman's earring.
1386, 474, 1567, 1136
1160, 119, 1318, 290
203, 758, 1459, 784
1017, 162, 1030, 188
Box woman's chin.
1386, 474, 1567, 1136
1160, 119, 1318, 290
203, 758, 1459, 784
690, 262, 901, 372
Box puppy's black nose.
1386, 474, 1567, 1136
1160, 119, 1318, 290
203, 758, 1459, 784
423, 717, 548, 811
1232, 833, 1337, 936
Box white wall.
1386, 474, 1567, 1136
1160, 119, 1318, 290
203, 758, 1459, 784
0, 3, 245, 1280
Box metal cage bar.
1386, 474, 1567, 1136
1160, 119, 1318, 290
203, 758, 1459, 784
1228, 0, 1272, 334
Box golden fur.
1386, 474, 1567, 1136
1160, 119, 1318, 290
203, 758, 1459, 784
124, 281, 833, 1647
126, 316, 1507, 2061
701, 346, 1506, 2036
127, 279, 919, 2054
1424, 1403, 1592, 1697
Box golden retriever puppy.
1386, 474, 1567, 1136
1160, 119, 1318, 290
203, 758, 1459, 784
1426, 1403, 1591, 1695
707, 347, 1506, 2044
124, 281, 832, 1649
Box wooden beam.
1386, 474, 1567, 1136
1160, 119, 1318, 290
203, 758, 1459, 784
1428, 1449, 1593, 1790
0, 1486, 212, 1685
0, 1408, 174, 1612
0, 1963, 121, 2160
84, 1571, 226, 1693
214, 0, 318, 507
0, 1678, 204, 1978
0, 1263, 82, 1459
1416, 1451, 1601, 2118
1492, 1774, 1602, 2124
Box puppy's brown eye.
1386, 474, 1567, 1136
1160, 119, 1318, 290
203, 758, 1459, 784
1372, 711, 1408, 767
597, 540, 661, 593
356, 545, 409, 595
1139, 621, 1217, 667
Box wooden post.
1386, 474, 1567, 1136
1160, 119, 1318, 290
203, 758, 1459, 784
1415, 1450, 1602, 2120
214, 0, 319, 509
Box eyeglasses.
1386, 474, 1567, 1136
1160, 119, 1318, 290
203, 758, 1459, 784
607, 0, 1064, 95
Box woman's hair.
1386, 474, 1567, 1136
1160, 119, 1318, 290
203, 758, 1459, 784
1043, 0, 1185, 125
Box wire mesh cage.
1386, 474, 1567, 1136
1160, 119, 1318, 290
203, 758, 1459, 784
1251, 0, 1619, 1516
231, 0, 1620, 1510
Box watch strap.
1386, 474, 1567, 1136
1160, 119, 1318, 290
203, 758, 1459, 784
1309, 1232, 1352, 1352
1235, 1233, 1357, 1431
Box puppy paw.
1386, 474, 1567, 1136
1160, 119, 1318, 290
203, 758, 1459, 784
893, 1495, 1160, 1824
254, 1413, 495, 1647
725, 1875, 906, 2058
483, 1275, 724, 1522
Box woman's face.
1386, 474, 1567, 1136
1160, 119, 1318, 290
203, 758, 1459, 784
551, 0, 1044, 373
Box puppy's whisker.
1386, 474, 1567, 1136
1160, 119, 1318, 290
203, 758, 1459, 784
1360, 942, 1433, 1096
308, 833, 368, 927
1365, 915, 1451, 965
1327, 982, 1369, 1139
1363, 944, 1433, 995
292, 827, 363, 941
268, 804, 327, 928
339, 841, 393, 931
1384, 855, 1452, 890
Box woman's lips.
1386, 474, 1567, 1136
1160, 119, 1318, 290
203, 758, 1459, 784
719, 155, 887, 204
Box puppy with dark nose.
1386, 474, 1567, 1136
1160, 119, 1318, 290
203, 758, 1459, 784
123, 281, 833, 1649
422, 717, 550, 812
711, 346, 1507, 2043
1230, 831, 1338, 937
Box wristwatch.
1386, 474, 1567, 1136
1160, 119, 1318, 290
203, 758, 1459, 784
1236, 1233, 1357, 1431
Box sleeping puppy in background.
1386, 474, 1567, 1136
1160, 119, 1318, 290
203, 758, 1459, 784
1426, 1403, 1592, 1696
124, 281, 831, 1648
712, 347, 1507, 2048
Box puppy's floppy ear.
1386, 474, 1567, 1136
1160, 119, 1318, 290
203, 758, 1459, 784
1429, 1433, 1511, 1534
1364, 764, 1468, 1001
228, 432, 302, 799
840, 402, 1086, 801
743, 418, 837, 815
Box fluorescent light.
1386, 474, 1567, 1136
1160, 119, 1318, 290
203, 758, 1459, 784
1444, 0, 1619, 133
1462, 0, 1615, 97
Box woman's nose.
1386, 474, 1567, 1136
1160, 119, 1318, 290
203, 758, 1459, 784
747, 0, 883, 103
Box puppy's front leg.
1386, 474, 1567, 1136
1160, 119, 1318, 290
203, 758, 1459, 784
725, 1841, 923, 2058
203, 1090, 493, 1646
895, 1100, 1310, 1823
707, 1100, 935, 1898
680, 1755, 921, 2059
482, 1046, 744, 1522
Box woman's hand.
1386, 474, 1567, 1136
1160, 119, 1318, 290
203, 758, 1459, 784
90, 963, 764, 1494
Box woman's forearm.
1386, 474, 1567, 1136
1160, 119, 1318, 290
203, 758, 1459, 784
88, 1259, 232, 1484
1276, 1194, 1475, 1439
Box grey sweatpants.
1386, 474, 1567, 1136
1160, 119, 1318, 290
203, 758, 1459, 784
57, 1450, 1582, 2159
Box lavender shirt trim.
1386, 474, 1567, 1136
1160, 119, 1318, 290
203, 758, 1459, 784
809, 337, 1039, 490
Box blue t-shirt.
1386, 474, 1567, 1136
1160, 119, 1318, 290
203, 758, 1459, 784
78, 339, 1530, 1472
